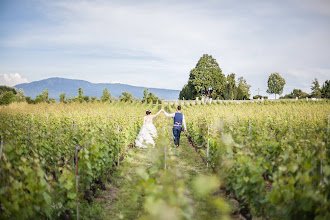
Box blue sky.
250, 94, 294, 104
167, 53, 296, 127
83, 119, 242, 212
0, 0, 329, 98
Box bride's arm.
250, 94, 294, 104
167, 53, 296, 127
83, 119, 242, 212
143, 116, 147, 125
151, 110, 162, 118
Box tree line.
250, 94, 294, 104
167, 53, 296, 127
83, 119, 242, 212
179, 54, 330, 100
0, 86, 160, 105
1, 53, 329, 105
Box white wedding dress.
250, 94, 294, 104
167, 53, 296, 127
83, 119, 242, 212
135, 116, 157, 148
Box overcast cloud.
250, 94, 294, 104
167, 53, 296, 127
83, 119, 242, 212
0, 0, 329, 98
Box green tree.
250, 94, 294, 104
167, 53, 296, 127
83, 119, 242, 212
101, 88, 111, 102
146, 92, 159, 104
35, 96, 42, 103
143, 88, 148, 102
283, 89, 308, 99
311, 78, 322, 98
188, 54, 226, 99
224, 73, 237, 100
91, 96, 98, 103
60, 93, 66, 103
179, 83, 197, 100
266, 73, 286, 99
236, 77, 251, 100
49, 98, 56, 103
83, 95, 89, 102
0, 86, 17, 95
142, 88, 159, 103
0, 91, 16, 105
25, 96, 34, 104
321, 80, 330, 99
119, 92, 133, 102
78, 88, 83, 103
16, 88, 25, 102
41, 89, 49, 102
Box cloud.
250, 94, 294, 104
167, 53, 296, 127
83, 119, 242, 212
0, 73, 28, 86
0, 0, 329, 92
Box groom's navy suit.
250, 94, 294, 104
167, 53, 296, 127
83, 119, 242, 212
164, 111, 187, 146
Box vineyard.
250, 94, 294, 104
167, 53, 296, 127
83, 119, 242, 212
0, 100, 329, 219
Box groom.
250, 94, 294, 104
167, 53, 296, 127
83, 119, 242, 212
162, 106, 187, 147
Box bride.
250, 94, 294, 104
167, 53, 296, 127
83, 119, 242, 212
135, 109, 162, 148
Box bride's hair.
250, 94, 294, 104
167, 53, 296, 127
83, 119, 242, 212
146, 110, 151, 115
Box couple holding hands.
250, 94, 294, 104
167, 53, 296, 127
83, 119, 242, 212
135, 106, 187, 149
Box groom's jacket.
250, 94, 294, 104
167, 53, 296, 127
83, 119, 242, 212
164, 111, 187, 130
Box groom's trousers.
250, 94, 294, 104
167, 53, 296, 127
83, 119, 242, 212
173, 126, 182, 146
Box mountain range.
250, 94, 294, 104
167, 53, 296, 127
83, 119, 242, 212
14, 77, 180, 100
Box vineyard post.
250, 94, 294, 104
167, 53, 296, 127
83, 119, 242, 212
322, 114, 330, 183
164, 146, 167, 169
27, 123, 30, 139
73, 124, 76, 168
75, 145, 80, 220
163, 118, 167, 170
206, 125, 209, 168
220, 118, 223, 137
117, 125, 120, 167
0, 139, 3, 163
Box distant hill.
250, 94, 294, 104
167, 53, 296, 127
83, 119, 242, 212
14, 77, 180, 100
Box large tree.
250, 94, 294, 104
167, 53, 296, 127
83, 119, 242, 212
179, 84, 197, 100
236, 77, 251, 100
224, 73, 237, 100
311, 78, 322, 98
321, 80, 330, 99
0, 86, 17, 95
266, 73, 286, 99
187, 54, 226, 99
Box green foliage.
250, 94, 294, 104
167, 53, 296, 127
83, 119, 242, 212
16, 88, 25, 102
142, 89, 159, 103
0, 91, 16, 105
101, 88, 111, 102
179, 83, 197, 100
0, 85, 17, 95
236, 77, 251, 100
311, 78, 322, 98
25, 96, 34, 104
0, 103, 143, 218
282, 88, 309, 99
91, 96, 98, 103
185, 101, 330, 219
119, 91, 133, 102
188, 54, 226, 99
60, 93, 66, 103
143, 88, 148, 101
321, 80, 330, 99
223, 73, 236, 100
35, 88, 49, 103
267, 73, 286, 99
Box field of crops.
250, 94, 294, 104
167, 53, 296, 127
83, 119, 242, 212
185, 100, 330, 219
0, 100, 329, 219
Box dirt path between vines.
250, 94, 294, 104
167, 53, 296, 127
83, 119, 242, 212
82, 135, 234, 220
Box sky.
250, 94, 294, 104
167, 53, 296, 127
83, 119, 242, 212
0, 0, 329, 98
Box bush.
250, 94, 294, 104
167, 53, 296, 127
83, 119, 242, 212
253, 95, 262, 99
0, 91, 16, 105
